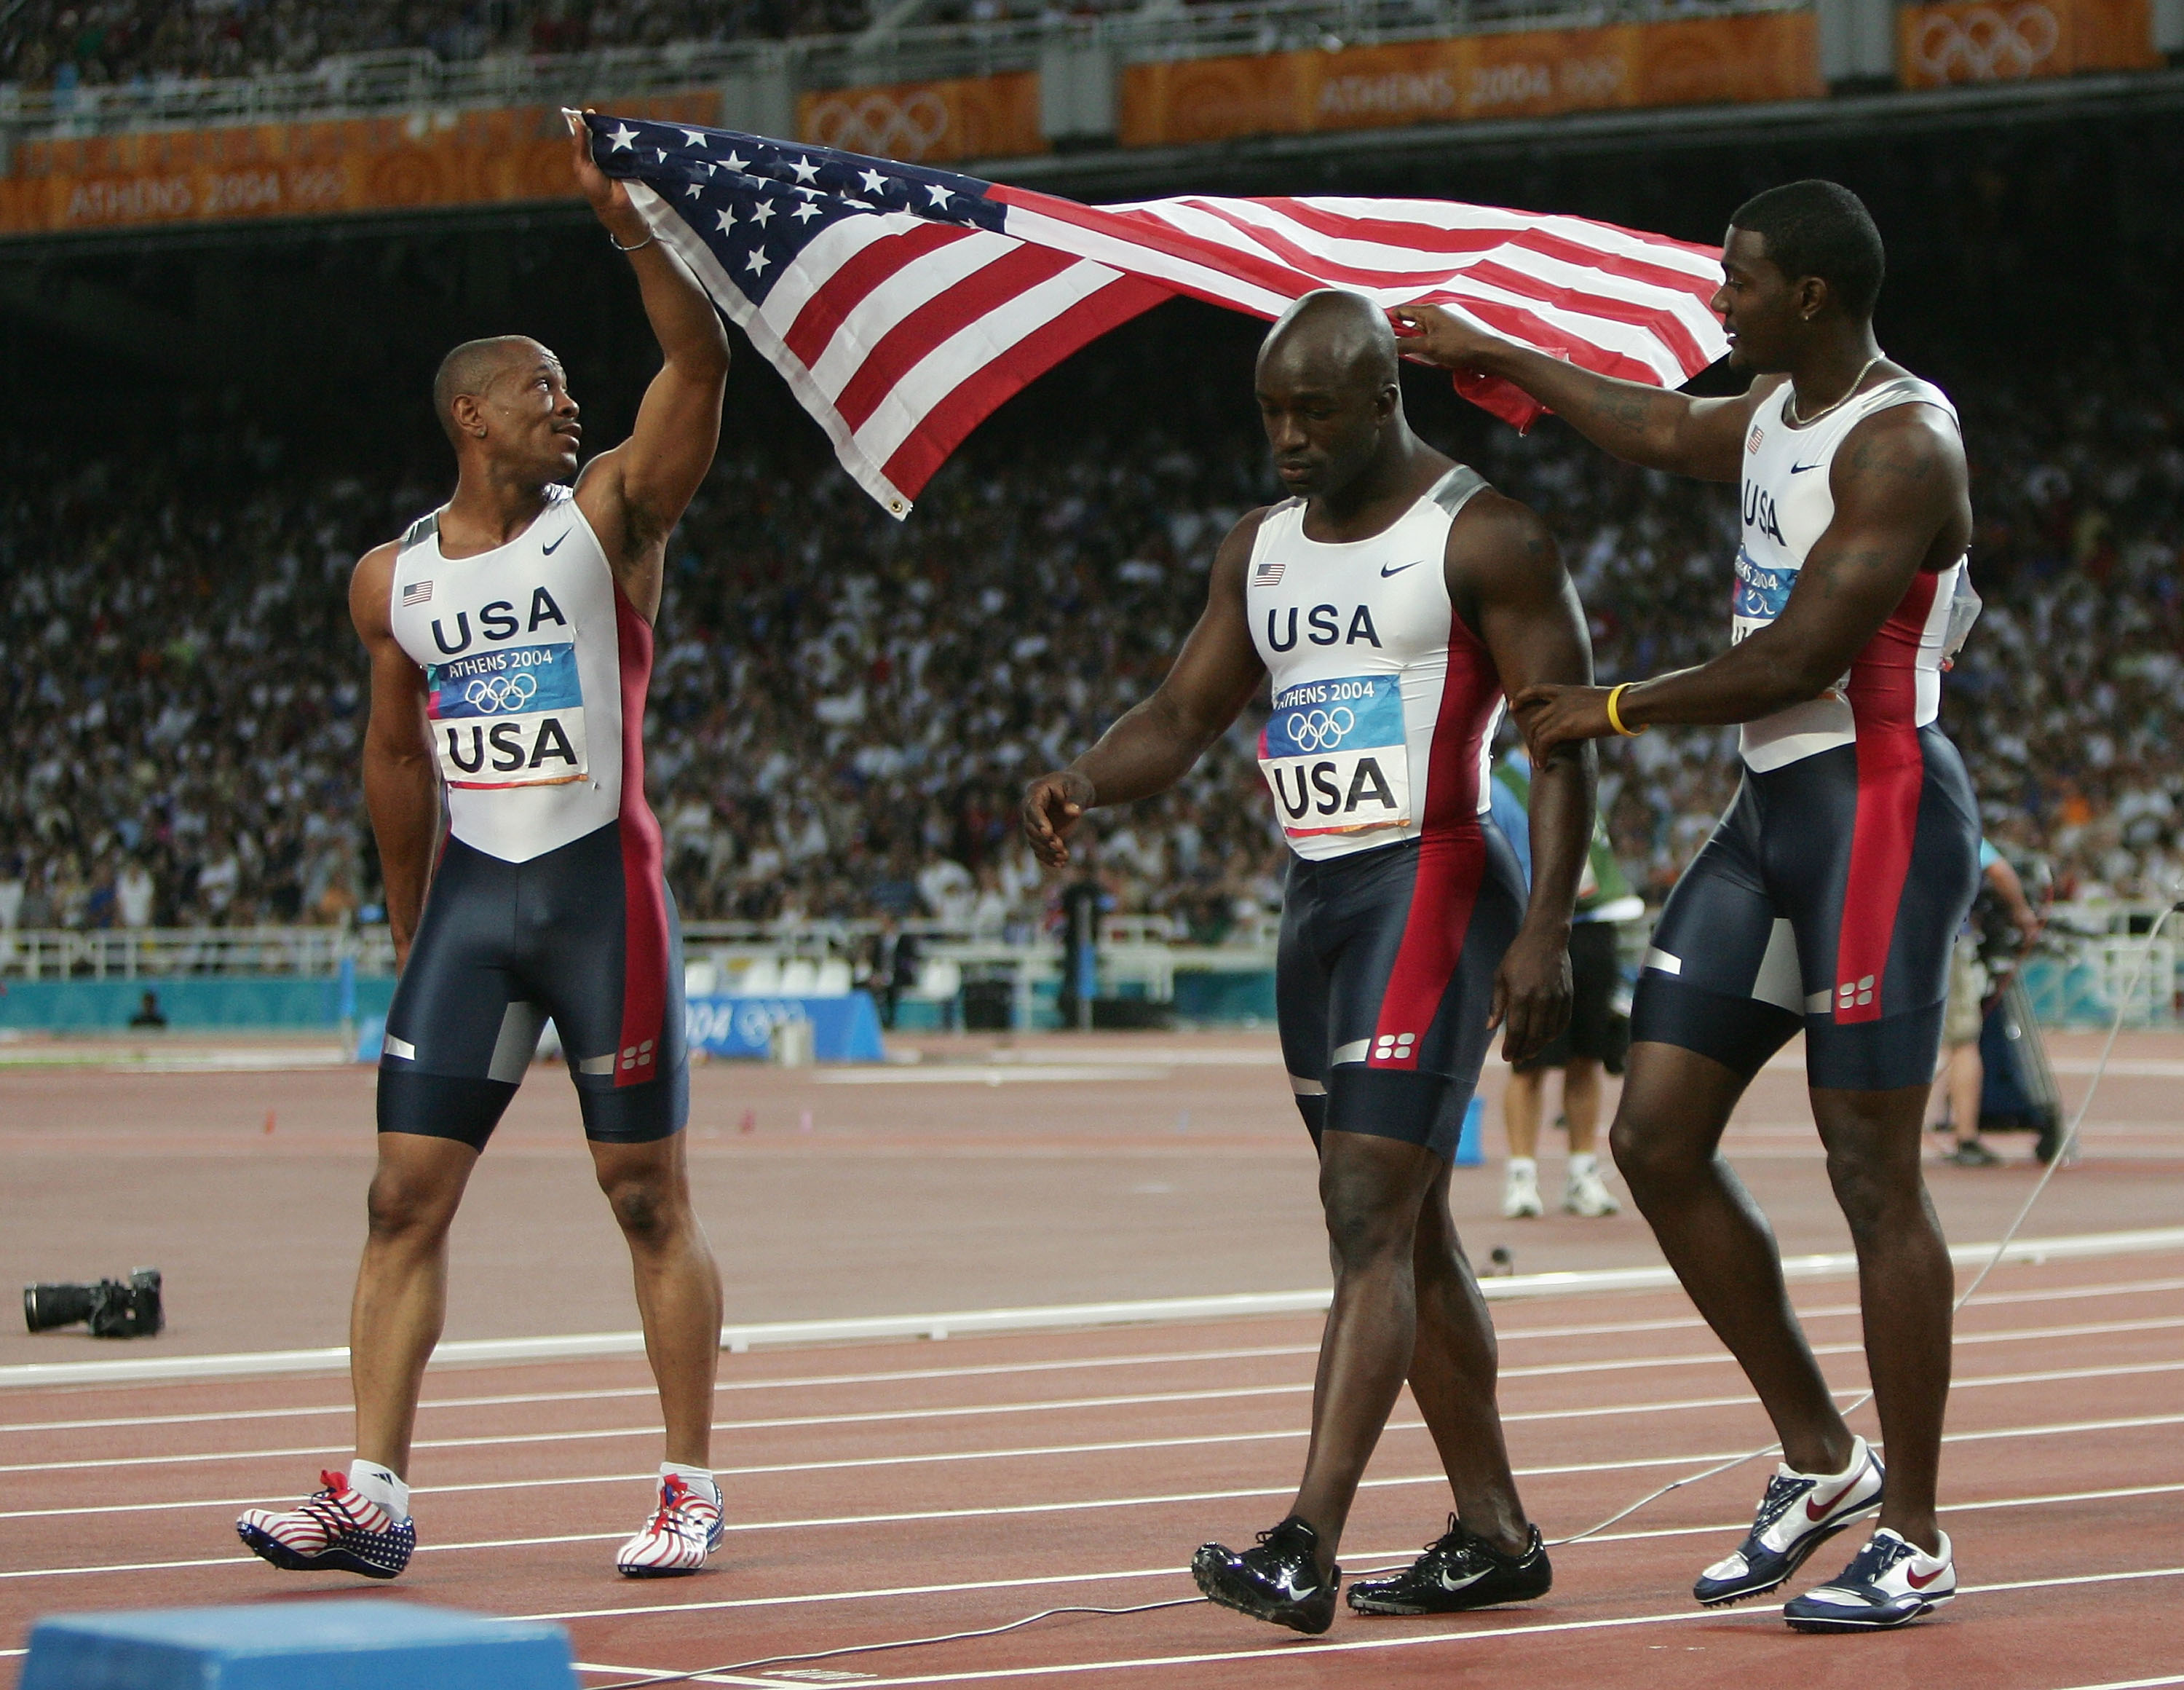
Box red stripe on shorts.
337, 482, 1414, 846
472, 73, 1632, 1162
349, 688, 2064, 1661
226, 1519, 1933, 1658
1831, 570, 1939, 1026
612, 583, 670, 1086
1370, 613, 1498, 1068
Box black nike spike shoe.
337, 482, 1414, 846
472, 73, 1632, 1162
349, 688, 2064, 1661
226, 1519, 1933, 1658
1190, 1515, 1340, 1635
1346, 1517, 1553, 1616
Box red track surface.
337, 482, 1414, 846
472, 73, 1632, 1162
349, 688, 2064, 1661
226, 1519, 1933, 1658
4, 1249, 2181, 1689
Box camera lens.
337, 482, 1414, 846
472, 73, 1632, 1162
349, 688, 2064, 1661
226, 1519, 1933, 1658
23, 1283, 97, 1332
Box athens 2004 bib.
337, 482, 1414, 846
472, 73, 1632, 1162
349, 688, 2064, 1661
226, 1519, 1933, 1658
1259, 674, 1409, 840
426, 641, 588, 789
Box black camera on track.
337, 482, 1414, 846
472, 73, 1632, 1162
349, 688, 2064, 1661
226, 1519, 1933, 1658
23, 1269, 164, 1338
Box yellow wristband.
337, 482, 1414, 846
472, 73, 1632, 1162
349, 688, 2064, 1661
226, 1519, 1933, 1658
1605, 682, 1646, 737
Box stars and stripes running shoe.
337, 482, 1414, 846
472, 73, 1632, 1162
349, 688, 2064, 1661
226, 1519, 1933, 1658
1784, 1528, 1955, 1631
1346, 1518, 1553, 1615
1693, 1435, 1883, 1607
615, 1472, 724, 1577
236, 1471, 415, 1579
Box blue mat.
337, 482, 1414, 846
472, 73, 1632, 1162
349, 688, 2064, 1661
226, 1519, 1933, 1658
21, 1600, 574, 1690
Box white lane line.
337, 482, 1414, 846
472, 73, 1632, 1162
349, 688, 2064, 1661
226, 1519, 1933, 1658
10, 1274, 2175, 1438
12, 1370, 2174, 1524
2050, 1678, 2184, 1689
6, 1311, 2179, 1477
567, 1564, 2184, 1687
11, 1437, 2180, 1584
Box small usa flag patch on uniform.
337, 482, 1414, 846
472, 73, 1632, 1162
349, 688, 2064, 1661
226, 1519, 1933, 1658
1254, 558, 1286, 587
403, 580, 433, 606
1746, 425, 1765, 454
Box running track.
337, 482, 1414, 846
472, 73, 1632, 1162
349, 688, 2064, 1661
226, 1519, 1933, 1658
4, 1249, 2180, 1689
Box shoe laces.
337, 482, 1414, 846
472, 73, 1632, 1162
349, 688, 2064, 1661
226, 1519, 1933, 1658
647, 1474, 713, 1536
1749, 1471, 1812, 1535
1838, 1531, 1915, 1585
304, 1471, 387, 1533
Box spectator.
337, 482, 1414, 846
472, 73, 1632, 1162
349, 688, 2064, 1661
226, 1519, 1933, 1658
116, 858, 156, 929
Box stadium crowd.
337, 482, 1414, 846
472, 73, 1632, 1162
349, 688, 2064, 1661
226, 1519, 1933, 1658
1, 352, 2178, 943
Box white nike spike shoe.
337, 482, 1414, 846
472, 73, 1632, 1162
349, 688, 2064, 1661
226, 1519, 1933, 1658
1785, 1528, 1955, 1631
1693, 1435, 1884, 1606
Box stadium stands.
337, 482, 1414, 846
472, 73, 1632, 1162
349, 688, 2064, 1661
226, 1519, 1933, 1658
3, 337, 2179, 953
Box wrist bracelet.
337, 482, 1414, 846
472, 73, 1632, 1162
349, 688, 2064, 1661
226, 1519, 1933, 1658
1605, 682, 1646, 737
609, 229, 655, 253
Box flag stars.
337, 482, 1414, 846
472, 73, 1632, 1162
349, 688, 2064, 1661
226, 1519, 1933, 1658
606, 123, 639, 151
681, 128, 709, 147
858, 167, 890, 196
744, 248, 772, 275
724, 151, 749, 172
925, 183, 954, 208
788, 154, 820, 183
685, 181, 704, 199
748, 200, 776, 227
715, 208, 735, 232
790, 200, 823, 224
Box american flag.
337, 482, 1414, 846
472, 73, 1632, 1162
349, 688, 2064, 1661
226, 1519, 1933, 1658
403, 580, 432, 606
587, 114, 1728, 519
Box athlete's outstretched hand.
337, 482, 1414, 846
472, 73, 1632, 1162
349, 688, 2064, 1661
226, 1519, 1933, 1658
1489, 926, 1572, 1066
1023, 769, 1096, 868
566, 108, 645, 245
1511, 682, 1616, 763
1388, 304, 1509, 374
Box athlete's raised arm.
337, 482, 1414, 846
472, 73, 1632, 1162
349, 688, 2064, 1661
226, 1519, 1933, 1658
1512, 400, 1968, 757
1022, 513, 1270, 868
349, 541, 439, 968
567, 111, 731, 618
1390, 304, 1756, 485
1448, 493, 1595, 1062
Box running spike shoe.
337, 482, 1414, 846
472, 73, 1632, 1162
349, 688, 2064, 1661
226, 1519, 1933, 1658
236, 1471, 415, 1579
1190, 1515, 1339, 1635
1346, 1517, 1553, 1615
1784, 1528, 1955, 1632
615, 1472, 724, 1577
1693, 1435, 1883, 1606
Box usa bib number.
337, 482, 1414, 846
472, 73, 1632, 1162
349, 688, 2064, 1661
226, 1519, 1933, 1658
426, 642, 588, 789
1258, 675, 1409, 840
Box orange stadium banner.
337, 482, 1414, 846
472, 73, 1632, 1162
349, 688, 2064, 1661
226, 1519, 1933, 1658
1117, 10, 1821, 148
796, 72, 1045, 165
1897, 0, 2156, 85
0, 94, 716, 237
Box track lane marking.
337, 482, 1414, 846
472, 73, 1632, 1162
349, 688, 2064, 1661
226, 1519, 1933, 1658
8, 1276, 2175, 1438
564, 1564, 2184, 1686
9, 1314, 2175, 1477
9, 1440, 2180, 1582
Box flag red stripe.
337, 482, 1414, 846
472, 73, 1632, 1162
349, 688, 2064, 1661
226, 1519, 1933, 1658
1251, 198, 1720, 304
992, 185, 1334, 307
833, 242, 1080, 435
877, 274, 1169, 501
783, 219, 967, 369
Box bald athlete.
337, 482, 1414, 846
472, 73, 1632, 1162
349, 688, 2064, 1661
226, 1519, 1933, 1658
1024, 291, 1594, 1634
239, 116, 732, 1582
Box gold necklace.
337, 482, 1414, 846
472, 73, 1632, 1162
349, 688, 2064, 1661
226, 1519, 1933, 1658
1786, 355, 1882, 427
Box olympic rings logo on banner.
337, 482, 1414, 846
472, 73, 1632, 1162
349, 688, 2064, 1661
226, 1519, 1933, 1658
806, 90, 951, 160
464, 671, 539, 714
1284, 707, 1357, 751
1912, 2, 2059, 81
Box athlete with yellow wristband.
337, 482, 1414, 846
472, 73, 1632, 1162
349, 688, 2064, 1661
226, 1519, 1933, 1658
1393, 181, 1981, 1634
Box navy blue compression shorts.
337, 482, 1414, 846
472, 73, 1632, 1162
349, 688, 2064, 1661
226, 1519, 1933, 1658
378, 819, 688, 1150
1634, 725, 1979, 1092
1278, 826, 1526, 1162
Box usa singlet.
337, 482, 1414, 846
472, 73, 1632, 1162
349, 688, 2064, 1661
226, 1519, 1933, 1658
1249, 465, 1529, 1161
1637, 375, 1982, 1090
377, 485, 687, 1150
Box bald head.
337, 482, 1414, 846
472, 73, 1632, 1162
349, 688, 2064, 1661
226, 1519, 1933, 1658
1257, 290, 1399, 396
432, 336, 551, 446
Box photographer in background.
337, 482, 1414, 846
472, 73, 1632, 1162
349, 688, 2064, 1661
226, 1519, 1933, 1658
1932, 840, 2043, 1166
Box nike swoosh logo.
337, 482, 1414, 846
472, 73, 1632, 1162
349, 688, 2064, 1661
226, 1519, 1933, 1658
1805, 1477, 1863, 1520
1788, 461, 1824, 475
1435, 1568, 1491, 1591
1380, 560, 1426, 577
541, 527, 571, 554
1905, 1565, 1947, 1590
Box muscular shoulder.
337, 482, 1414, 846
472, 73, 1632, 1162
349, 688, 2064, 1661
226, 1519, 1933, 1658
349, 541, 402, 640
1446, 489, 1562, 583
1210, 505, 1276, 580
1833, 400, 1967, 508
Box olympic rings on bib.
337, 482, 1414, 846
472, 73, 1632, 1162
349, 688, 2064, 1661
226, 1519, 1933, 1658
1284, 707, 1356, 752
464, 671, 540, 714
